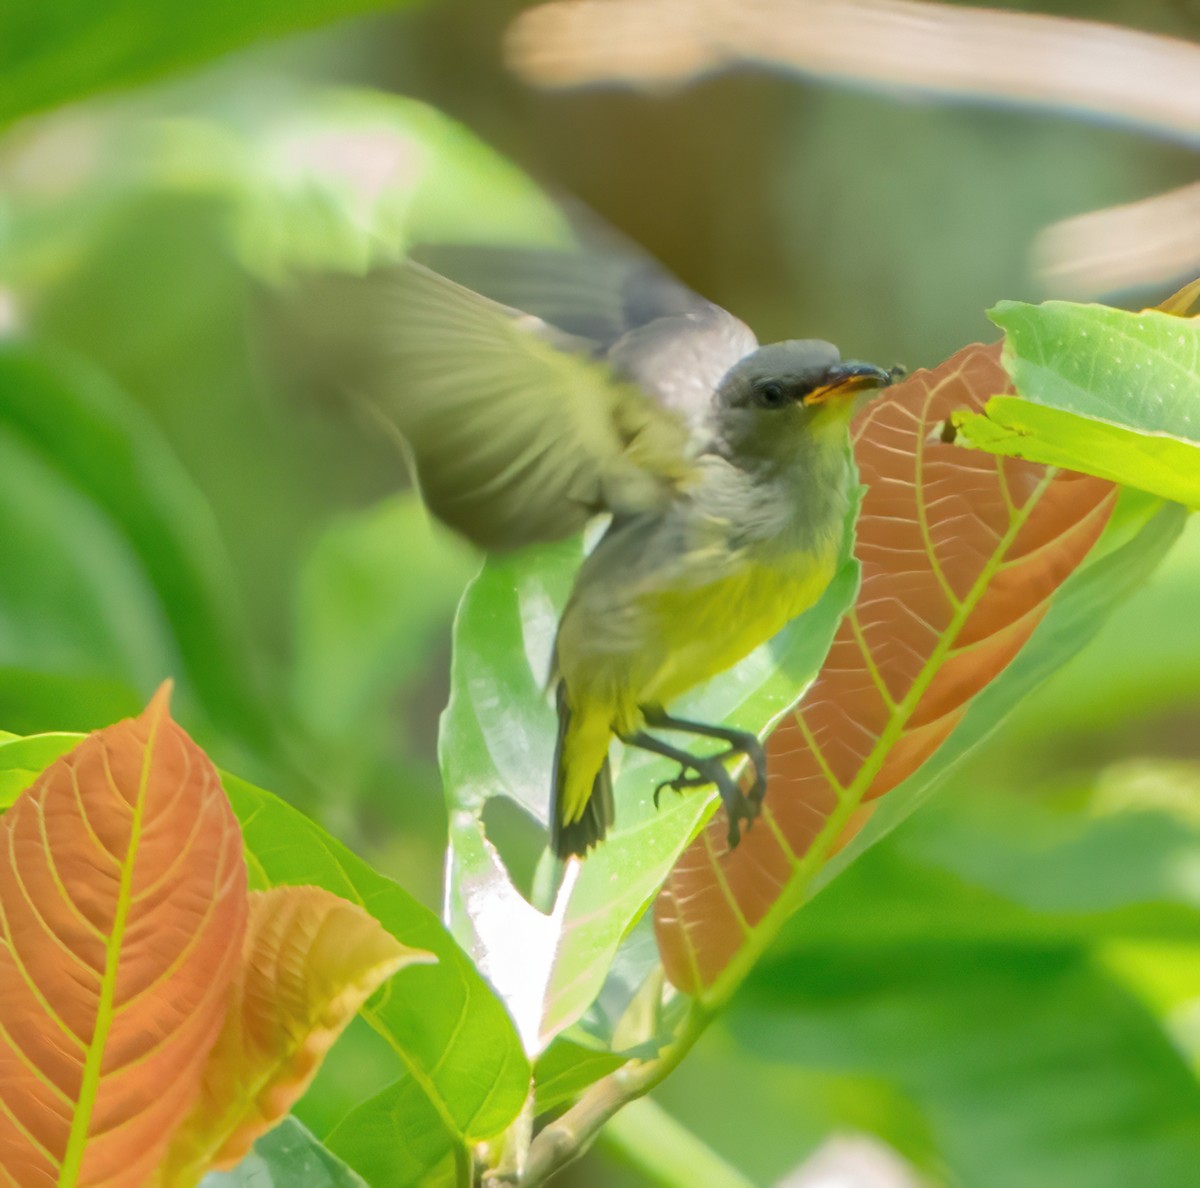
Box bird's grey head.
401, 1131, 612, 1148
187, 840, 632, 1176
712, 340, 895, 466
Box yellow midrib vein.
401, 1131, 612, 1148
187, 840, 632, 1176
58, 706, 164, 1187
699, 467, 1059, 1008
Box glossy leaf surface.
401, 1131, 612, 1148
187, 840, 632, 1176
441, 495, 860, 1051
223, 776, 530, 1175
0, 687, 247, 1186
953, 301, 1200, 506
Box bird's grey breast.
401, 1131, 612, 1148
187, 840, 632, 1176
686, 446, 851, 562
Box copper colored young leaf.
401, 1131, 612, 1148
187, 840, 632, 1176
0, 685, 248, 1187
160, 886, 433, 1185
1160, 276, 1200, 316
655, 345, 1116, 996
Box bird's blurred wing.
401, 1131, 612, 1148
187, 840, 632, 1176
604, 307, 758, 427
415, 216, 757, 424
315, 262, 694, 550
414, 237, 701, 346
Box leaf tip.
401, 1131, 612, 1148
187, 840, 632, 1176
1155, 276, 1200, 317
145, 678, 176, 722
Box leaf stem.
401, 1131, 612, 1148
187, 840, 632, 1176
520, 1002, 711, 1186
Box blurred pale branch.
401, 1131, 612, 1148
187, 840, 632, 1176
1034, 181, 1200, 298
506, 0, 1200, 297
506, 0, 1200, 143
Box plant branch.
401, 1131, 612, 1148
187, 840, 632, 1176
520, 1002, 711, 1186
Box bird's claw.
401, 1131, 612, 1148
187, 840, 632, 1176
724, 792, 759, 850
652, 778, 679, 810
654, 767, 716, 808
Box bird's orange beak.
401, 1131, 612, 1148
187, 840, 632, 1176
805, 361, 902, 405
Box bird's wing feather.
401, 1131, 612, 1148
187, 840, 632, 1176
314, 261, 695, 550
605, 308, 758, 428
414, 221, 757, 424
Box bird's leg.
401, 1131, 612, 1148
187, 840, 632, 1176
640, 708, 768, 813
621, 729, 755, 849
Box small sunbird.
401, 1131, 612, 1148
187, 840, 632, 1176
306, 236, 897, 857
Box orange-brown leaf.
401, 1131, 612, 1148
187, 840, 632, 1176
1158, 276, 1200, 315
0, 684, 248, 1187
654, 344, 1115, 994
158, 885, 434, 1184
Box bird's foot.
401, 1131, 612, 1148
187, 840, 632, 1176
656, 753, 758, 849
626, 720, 769, 850
652, 768, 714, 808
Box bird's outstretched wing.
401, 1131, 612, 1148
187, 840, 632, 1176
303, 261, 697, 550
415, 218, 757, 427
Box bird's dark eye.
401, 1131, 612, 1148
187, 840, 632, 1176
755, 380, 787, 408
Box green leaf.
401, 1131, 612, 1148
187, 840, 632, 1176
325, 1073, 462, 1188
736, 947, 1200, 1188
533, 1038, 626, 1115
652, 346, 1126, 1001
645, 768, 1200, 1186
441, 485, 860, 1051
156, 90, 571, 280
0, 1, 413, 128
0, 732, 82, 808
952, 301, 1200, 505
289, 494, 476, 787
199, 1116, 366, 1188
0, 345, 274, 746
727, 796, 1200, 1188
224, 775, 531, 1170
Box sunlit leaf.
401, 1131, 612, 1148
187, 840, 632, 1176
160, 886, 434, 1185
441, 495, 860, 1050
0, 686, 247, 1186
655, 344, 1122, 998
533, 1038, 626, 1114
952, 301, 1200, 505
222, 775, 531, 1178
0, 731, 82, 808
198, 1117, 366, 1188
154, 91, 569, 280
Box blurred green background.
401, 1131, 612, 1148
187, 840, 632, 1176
2, 1, 1199, 1183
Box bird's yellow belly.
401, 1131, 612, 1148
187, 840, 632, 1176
635, 549, 836, 709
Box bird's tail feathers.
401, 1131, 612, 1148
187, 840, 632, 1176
551, 684, 615, 859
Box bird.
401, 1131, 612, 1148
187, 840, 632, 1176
293, 232, 896, 858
